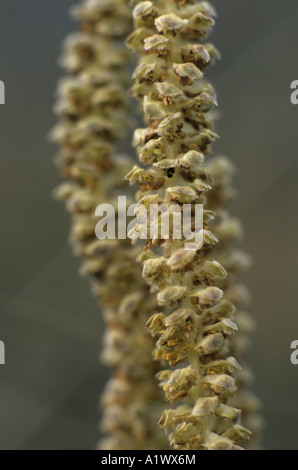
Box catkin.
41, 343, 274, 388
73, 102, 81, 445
52, 0, 167, 450
203, 157, 263, 448
126, 0, 258, 450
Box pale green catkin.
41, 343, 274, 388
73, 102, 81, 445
126, 0, 261, 450
52, 0, 168, 450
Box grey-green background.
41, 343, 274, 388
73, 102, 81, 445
0, 0, 297, 450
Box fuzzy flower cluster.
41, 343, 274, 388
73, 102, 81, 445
52, 0, 168, 450
53, 0, 261, 451
126, 0, 260, 450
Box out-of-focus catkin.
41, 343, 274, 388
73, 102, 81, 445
52, 0, 168, 450
203, 157, 263, 448
126, 0, 260, 450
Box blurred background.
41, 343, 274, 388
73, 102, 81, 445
0, 0, 297, 450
